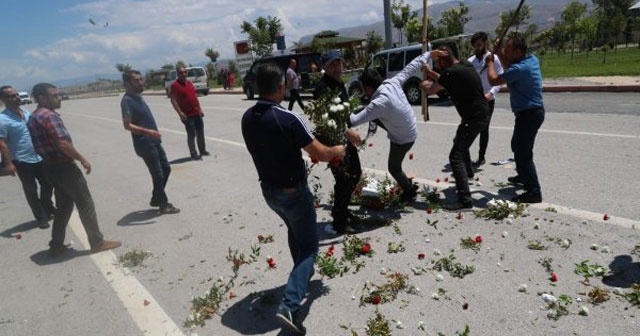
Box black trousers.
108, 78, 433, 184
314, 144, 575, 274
476, 100, 495, 160
450, 120, 487, 204
14, 161, 55, 223
330, 142, 361, 228
287, 89, 305, 111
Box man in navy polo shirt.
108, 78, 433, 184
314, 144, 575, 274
121, 70, 180, 214
242, 63, 345, 335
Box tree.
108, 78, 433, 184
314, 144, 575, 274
561, 1, 587, 62
160, 64, 174, 71
204, 48, 219, 63
578, 15, 598, 54
115, 63, 132, 73
240, 16, 283, 58
391, 0, 417, 46
365, 30, 384, 56
437, 2, 471, 37
592, 0, 634, 46
495, 4, 531, 36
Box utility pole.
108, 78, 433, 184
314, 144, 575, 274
383, 0, 393, 49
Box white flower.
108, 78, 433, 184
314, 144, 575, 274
395, 320, 403, 329
541, 293, 557, 303
435, 273, 444, 282
502, 231, 509, 238
590, 243, 599, 250
431, 292, 441, 300
578, 305, 589, 316
433, 248, 441, 256
327, 120, 337, 128
533, 222, 540, 229
336, 104, 345, 112
343, 102, 350, 108
332, 97, 342, 104
505, 218, 514, 225
321, 113, 329, 120
380, 267, 387, 275
601, 246, 611, 253
329, 105, 338, 113
518, 284, 528, 293
560, 239, 571, 248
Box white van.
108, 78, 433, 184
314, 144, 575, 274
18, 92, 32, 105
164, 67, 210, 97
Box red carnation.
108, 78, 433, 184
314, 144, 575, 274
444, 177, 449, 182
361, 243, 371, 254
257, 234, 264, 241
550, 273, 558, 282
475, 235, 483, 243
418, 253, 426, 260
462, 302, 469, 310
371, 295, 382, 304
16, 233, 22, 240
435, 178, 441, 183
267, 257, 276, 268
368, 143, 373, 147
603, 214, 609, 221
426, 208, 433, 214
456, 212, 463, 220
409, 153, 414, 160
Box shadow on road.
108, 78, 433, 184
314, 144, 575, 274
30, 248, 92, 265
0, 220, 43, 238
169, 157, 195, 165
220, 280, 325, 335
117, 209, 162, 226
603, 255, 640, 288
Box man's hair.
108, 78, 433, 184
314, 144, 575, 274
437, 45, 457, 61
470, 31, 488, 44
508, 33, 528, 54
359, 69, 383, 90
0, 85, 12, 94
31, 83, 57, 103
122, 69, 142, 83
256, 63, 284, 96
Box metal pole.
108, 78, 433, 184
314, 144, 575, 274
421, 0, 429, 121
383, 0, 393, 49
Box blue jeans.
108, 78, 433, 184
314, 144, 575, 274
260, 182, 318, 312
182, 115, 206, 155
43, 162, 104, 249
14, 161, 55, 223
135, 142, 171, 207
512, 107, 545, 195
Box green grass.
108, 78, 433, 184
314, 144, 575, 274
538, 46, 640, 78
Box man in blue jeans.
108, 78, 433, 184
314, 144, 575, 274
0, 85, 56, 228
486, 34, 544, 203
242, 63, 345, 335
121, 70, 180, 214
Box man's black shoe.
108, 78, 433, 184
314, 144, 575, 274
512, 192, 542, 204
37, 221, 50, 229
200, 150, 211, 156
335, 224, 358, 235
507, 175, 524, 185
276, 308, 306, 335
149, 199, 160, 207
400, 184, 419, 202
191, 154, 202, 160
472, 158, 485, 167
159, 203, 181, 214
49, 244, 71, 257
442, 201, 474, 212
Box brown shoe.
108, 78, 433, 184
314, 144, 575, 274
91, 240, 122, 253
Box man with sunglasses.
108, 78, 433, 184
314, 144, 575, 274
0, 85, 56, 228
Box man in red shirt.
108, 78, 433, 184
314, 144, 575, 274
170, 66, 209, 160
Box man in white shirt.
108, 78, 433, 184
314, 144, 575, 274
348, 49, 445, 203
467, 31, 503, 167
286, 59, 305, 111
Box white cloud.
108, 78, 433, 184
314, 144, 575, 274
7, 0, 437, 88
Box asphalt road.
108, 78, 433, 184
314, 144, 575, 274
0, 92, 638, 336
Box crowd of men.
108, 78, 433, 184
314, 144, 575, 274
1, 31, 543, 336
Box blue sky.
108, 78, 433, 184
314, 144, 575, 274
3, 0, 445, 91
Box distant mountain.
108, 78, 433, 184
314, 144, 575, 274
298, 0, 591, 44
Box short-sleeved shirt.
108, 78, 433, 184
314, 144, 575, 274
27, 107, 74, 163
170, 80, 201, 117
121, 93, 160, 147
0, 107, 42, 163
241, 99, 314, 188
286, 67, 300, 90
437, 61, 490, 122
500, 54, 544, 113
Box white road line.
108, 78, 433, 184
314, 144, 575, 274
67, 111, 640, 228
421, 121, 639, 139
67, 212, 187, 336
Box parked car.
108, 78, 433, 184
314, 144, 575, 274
18, 92, 32, 105
242, 52, 322, 100
347, 35, 469, 104
165, 66, 210, 97
59, 92, 70, 100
